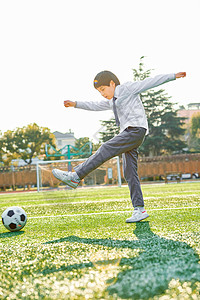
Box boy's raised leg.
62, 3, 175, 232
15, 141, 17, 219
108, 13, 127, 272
74, 127, 146, 180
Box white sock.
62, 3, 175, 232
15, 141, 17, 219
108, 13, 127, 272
73, 172, 80, 181
135, 206, 145, 211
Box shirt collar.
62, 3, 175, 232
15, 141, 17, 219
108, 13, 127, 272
114, 85, 120, 98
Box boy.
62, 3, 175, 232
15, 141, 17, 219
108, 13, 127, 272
52, 70, 186, 222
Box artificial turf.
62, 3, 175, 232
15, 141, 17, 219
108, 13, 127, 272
0, 182, 200, 299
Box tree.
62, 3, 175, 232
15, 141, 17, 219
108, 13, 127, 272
71, 137, 92, 159
3, 123, 55, 165
99, 119, 120, 143
191, 113, 200, 137
1, 130, 19, 166
98, 57, 186, 156
0, 131, 4, 163
188, 113, 200, 152
133, 57, 186, 156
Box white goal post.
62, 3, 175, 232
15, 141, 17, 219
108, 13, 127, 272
36, 156, 122, 192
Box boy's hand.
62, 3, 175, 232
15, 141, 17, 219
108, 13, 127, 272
175, 72, 186, 79
64, 100, 76, 107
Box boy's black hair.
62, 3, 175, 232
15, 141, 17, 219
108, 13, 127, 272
93, 70, 120, 89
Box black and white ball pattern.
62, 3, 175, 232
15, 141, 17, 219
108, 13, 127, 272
1, 206, 27, 232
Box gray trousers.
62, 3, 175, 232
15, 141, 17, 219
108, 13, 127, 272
74, 127, 146, 208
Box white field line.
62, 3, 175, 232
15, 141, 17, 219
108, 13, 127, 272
29, 206, 200, 219
25, 198, 129, 207
23, 193, 200, 207
1, 188, 199, 202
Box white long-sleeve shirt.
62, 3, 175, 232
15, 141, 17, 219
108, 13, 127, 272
75, 73, 176, 134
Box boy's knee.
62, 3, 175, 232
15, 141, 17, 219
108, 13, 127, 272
100, 142, 110, 154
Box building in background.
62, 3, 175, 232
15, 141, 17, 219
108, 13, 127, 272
53, 130, 76, 149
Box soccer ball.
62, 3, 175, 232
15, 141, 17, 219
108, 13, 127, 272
1, 206, 27, 232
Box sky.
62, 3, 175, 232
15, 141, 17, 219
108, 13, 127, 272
0, 0, 200, 142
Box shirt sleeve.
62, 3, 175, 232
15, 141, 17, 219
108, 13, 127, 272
75, 100, 111, 111
126, 73, 176, 94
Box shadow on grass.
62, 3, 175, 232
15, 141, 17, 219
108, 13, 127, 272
44, 222, 200, 299
0, 231, 25, 238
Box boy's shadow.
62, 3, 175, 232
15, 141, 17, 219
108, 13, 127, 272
44, 222, 200, 299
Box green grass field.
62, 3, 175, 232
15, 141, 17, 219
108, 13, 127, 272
0, 182, 200, 299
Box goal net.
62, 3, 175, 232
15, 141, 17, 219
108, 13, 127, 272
36, 157, 122, 192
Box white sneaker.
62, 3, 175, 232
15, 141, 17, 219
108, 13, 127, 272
126, 208, 149, 223
52, 169, 80, 189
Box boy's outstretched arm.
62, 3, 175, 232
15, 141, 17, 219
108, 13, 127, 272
64, 99, 111, 111
126, 72, 186, 95
175, 72, 186, 78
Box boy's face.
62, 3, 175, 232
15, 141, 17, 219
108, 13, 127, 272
97, 80, 115, 100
